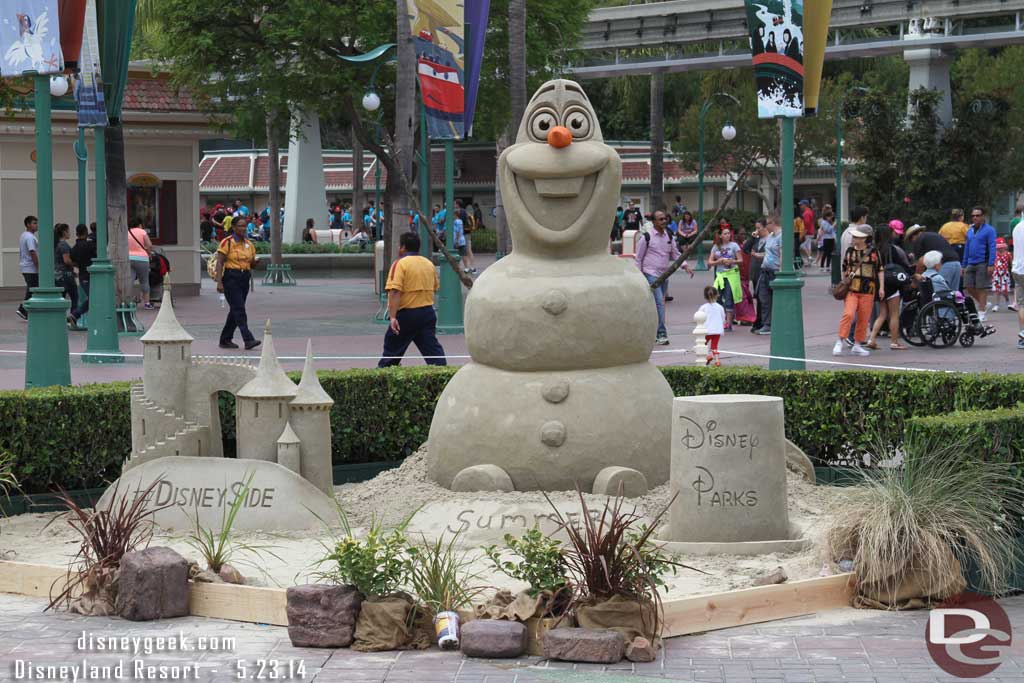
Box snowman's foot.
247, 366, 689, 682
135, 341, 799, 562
450, 464, 516, 493
592, 466, 649, 498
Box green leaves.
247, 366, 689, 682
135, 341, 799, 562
483, 528, 568, 598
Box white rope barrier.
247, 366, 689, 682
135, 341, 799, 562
0, 345, 949, 372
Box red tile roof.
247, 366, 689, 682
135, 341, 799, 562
122, 77, 198, 113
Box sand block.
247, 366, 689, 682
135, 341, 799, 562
543, 628, 625, 664
460, 620, 527, 659
98, 456, 339, 531
668, 395, 789, 543
117, 547, 189, 621
286, 585, 363, 648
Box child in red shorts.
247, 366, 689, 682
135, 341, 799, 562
698, 285, 726, 366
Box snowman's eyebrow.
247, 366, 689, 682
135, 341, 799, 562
563, 83, 586, 99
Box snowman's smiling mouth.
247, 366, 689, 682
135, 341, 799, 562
513, 172, 598, 232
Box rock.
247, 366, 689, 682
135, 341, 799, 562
752, 566, 788, 587
625, 636, 657, 663
218, 564, 245, 585
460, 620, 527, 659
451, 464, 515, 493
592, 466, 648, 498
542, 627, 624, 664
116, 547, 190, 621
286, 585, 363, 648
187, 562, 223, 584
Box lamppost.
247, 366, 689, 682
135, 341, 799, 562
361, 90, 385, 242
697, 92, 740, 271
832, 86, 870, 285
24, 73, 72, 387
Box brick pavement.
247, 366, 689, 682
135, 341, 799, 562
0, 257, 1021, 389
0, 594, 1020, 682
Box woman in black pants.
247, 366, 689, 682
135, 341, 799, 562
818, 207, 836, 271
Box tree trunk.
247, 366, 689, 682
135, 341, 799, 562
388, 0, 417, 266
105, 123, 130, 305
649, 72, 665, 212
499, 0, 526, 256
266, 112, 283, 277
352, 125, 365, 233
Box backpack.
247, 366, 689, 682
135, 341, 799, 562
464, 213, 476, 234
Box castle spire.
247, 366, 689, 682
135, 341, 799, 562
292, 340, 333, 408
140, 290, 193, 343
237, 321, 297, 398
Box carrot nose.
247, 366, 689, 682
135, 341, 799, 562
547, 126, 572, 148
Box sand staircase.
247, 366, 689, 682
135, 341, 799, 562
125, 384, 211, 471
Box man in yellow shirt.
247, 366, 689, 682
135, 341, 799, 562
378, 232, 447, 367
215, 218, 260, 350
939, 208, 969, 260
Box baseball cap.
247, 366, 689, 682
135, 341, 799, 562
848, 226, 871, 238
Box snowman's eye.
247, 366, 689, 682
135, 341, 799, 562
528, 108, 558, 141
563, 107, 592, 140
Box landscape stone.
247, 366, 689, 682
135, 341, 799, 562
116, 547, 190, 621
592, 466, 649, 498
668, 395, 790, 543
427, 79, 673, 492
625, 636, 657, 663
218, 564, 245, 585
286, 585, 363, 648
542, 627, 625, 664
460, 620, 527, 658
752, 566, 789, 587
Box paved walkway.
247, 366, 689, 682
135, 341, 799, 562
0, 594, 1020, 682
0, 257, 1021, 389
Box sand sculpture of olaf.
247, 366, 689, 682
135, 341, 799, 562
427, 79, 673, 494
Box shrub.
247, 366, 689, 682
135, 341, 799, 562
468, 229, 496, 253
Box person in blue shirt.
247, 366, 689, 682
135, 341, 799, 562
259, 207, 271, 241
962, 206, 997, 319
754, 215, 783, 334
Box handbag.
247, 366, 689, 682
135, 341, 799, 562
832, 278, 851, 300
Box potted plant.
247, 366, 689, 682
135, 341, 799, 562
827, 430, 1024, 609
546, 490, 691, 645
406, 532, 486, 650
315, 508, 425, 652
484, 528, 574, 655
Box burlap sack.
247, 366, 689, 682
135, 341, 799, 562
852, 544, 966, 610
474, 590, 545, 621
575, 595, 660, 642
352, 594, 432, 652
68, 567, 119, 616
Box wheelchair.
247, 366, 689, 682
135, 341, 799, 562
900, 277, 995, 348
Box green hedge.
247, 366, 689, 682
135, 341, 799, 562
200, 241, 370, 255
468, 229, 496, 253
6, 367, 1024, 494
906, 407, 1024, 478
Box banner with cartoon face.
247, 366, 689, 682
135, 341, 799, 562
744, 0, 804, 118
0, 1, 63, 77
407, 0, 465, 140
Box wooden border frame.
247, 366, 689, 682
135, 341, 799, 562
0, 560, 854, 634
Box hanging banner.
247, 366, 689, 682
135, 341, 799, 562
744, 0, 804, 118
75, 0, 105, 126
802, 0, 832, 116
462, 0, 489, 138
407, 0, 465, 140
0, 0, 64, 77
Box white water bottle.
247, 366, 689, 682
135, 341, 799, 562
219, 294, 226, 308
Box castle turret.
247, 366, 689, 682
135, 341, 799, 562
139, 289, 193, 412
289, 340, 335, 496
276, 421, 302, 474
235, 322, 297, 462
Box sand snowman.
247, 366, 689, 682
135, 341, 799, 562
427, 79, 673, 494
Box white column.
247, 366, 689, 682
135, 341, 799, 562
283, 110, 327, 243
904, 18, 952, 127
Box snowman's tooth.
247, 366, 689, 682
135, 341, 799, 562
534, 177, 584, 198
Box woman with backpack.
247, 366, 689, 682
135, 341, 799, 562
865, 223, 912, 351
128, 218, 155, 309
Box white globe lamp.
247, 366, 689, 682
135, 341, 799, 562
721, 123, 737, 142
49, 75, 69, 98
362, 91, 381, 113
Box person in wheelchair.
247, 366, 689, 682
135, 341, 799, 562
918, 250, 992, 337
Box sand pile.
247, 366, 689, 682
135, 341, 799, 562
0, 446, 853, 597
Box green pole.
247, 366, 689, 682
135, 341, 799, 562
24, 75, 71, 388
696, 103, 708, 271
435, 138, 463, 334
76, 128, 87, 225
768, 117, 806, 371
419, 102, 432, 257
832, 109, 843, 286
83, 127, 123, 363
